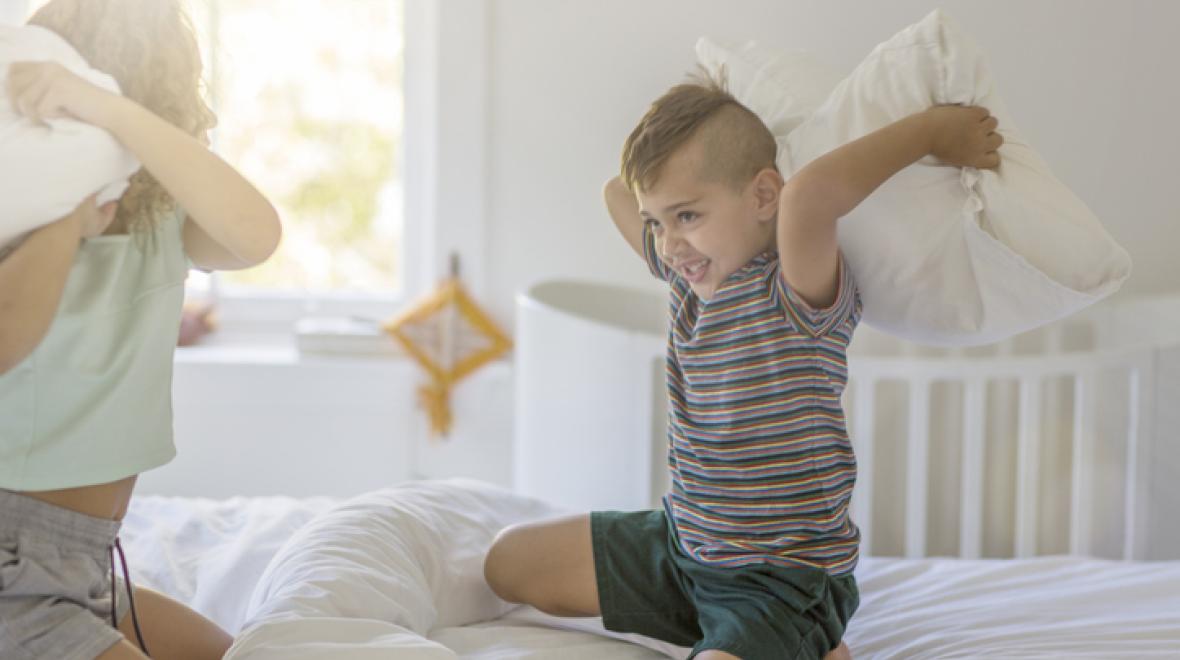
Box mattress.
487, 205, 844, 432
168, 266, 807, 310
120, 481, 1180, 659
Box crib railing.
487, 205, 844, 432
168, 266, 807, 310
847, 345, 1157, 561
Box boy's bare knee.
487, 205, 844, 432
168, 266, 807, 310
484, 524, 530, 603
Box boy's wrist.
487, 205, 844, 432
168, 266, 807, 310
909, 109, 938, 156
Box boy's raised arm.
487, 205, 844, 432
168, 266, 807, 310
777, 105, 1002, 309
603, 176, 646, 259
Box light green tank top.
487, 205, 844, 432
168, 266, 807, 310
0, 213, 187, 490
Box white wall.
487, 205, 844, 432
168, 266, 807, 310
484, 0, 1180, 329
138, 351, 514, 498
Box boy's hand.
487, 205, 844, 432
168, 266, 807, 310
6, 61, 123, 129
925, 105, 1003, 169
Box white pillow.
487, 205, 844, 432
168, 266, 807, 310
694, 37, 841, 138
227, 479, 689, 660
701, 11, 1132, 346
0, 25, 140, 248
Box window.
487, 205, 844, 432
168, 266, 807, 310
186, 0, 408, 328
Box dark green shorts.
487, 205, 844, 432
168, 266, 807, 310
591, 509, 858, 660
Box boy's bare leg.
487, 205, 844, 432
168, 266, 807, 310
484, 513, 600, 616
97, 585, 232, 660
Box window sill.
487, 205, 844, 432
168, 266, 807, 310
174, 330, 409, 366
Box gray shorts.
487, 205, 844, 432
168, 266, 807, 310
0, 490, 132, 660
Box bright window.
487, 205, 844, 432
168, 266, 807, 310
188, 0, 406, 302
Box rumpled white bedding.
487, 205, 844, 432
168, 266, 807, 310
122, 480, 1180, 659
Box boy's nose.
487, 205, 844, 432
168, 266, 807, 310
659, 234, 687, 261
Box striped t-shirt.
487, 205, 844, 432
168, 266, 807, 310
643, 226, 862, 576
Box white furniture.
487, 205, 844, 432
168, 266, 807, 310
512, 279, 1179, 560
123, 480, 1180, 659
513, 279, 668, 512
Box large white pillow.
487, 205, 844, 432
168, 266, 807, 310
694, 37, 841, 138
0, 25, 140, 248
226, 479, 690, 659
701, 11, 1131, 346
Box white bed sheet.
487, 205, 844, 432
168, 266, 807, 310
121, 493, 337, 635
121, 485, 1180, 659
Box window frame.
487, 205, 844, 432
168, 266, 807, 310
190, 0, 489, 335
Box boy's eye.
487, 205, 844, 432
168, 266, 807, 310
677, 211, 697, 223
644, 218, 663, 232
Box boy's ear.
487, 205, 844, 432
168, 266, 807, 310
751, 167, 784, 222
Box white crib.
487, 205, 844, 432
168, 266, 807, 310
514, 282, 1180, 561
846, 296, 1180, 561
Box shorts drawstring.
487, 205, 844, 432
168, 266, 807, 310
109, 537, 150, 657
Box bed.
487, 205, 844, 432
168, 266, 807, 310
119, 479, 1180, 659
116, 290, 1180, 659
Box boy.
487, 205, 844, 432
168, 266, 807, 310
485, 73, 1002, 659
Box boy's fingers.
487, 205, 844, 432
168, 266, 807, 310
19, 80, 54, 123
34, 88, 67, 120
980, 152, 1001, 169
986, 133, 1004, 150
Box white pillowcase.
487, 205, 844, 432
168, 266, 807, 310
700, 11, 1131, 346
695, 37, 841, 138
227, 479, 690, 660
0, 25, 140, 248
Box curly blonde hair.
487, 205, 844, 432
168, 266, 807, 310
28, 0, 216, 234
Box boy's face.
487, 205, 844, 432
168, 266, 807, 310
637, 140, 777, 301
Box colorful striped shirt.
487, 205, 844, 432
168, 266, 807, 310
643, 225, 862, 576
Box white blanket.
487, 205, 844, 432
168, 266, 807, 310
124, 482, 1180, 659
121, 494, 336, 635
224, 479, 684, 659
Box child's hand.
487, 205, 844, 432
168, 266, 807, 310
924, 105, 1004, 170
66, 193, 120, 239
6, 61, 121, 128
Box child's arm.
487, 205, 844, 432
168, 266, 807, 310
778, 105, 1002, 308
0, 196, 115, 373
7, 62, 281, 271
603, 176, 645, 258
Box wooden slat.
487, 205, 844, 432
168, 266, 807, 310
959, 380, 986, 559
1123, 360, 1153, 560
1070, 371, 1096, 555
1015, 377, 1042, 557
906, 379, 931, 558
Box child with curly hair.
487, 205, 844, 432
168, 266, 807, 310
0, 1, 281, 658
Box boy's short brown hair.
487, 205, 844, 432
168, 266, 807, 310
621, 71, 777, 193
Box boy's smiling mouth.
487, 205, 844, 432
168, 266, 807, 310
678, 258, 710, 283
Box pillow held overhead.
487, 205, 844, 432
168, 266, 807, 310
0, 25, 140, 248
699, 10, 1131, 346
